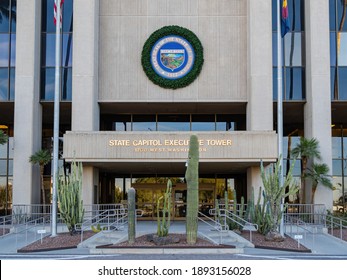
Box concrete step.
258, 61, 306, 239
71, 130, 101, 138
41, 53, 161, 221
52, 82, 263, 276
79, 230, 127, 248
198, 229, 254, 248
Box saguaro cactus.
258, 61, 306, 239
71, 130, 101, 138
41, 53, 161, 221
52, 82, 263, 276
157, 179, 172, 237
128, 187, 136, 244
185, 135, 199, 244
57, 160, 84, 235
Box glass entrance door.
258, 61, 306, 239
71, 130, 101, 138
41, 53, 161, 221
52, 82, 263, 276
133, 182, 216, 220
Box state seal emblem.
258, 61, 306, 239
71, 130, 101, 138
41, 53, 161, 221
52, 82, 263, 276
150, 36, 195, 80
142, 26, 204, 89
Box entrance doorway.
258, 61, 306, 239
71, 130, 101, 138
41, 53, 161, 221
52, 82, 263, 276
98, 174, 247, 220
132, 183, 215, 220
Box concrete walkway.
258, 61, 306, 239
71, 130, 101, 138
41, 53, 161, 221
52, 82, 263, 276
0, 221, 347, 256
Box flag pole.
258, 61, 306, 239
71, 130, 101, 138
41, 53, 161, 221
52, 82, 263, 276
52, 0, 62, 237
277, 0, 285, 236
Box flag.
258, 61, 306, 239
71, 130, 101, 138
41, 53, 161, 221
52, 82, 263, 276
281, 0, 290, 37
54, 0, 64, 26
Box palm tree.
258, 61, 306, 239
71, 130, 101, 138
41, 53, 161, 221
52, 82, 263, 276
291, 137, 321, 203
306, 163, 333, 204
29, 150, 52, 207
0, 130, 8, 145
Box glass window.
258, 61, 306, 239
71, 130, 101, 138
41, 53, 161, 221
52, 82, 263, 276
192, 115, 215, 131
337, 0, 347, 32
0, 34, 9, 67
63, 0, 73, 32
0, 160, 6, 176
9, 67, 14, 100
333, 159, 343, 176
8, 137, 13, 158
344, 136, 347, 158
10, 34, 15, 66
113, 115, 131, 131
285, 67, 305, 100
283, 159, 301, 176
7, 160, 12, 176
0, 0, 10, 32
272, 33, 278, 66
331, 67, 337, 100
61, 67, 72, 100
41, 0, 55, 33
10, 0, 16, 32
272, 0, 304, 32
284, 33, 303, 67
338, 32, 347, 66
41, 34, 55, 67
42, 0, 73, 33
273, 68, 278, 100
0, 140, 6, 158
288, 0, 305, 32
216, 115, 235, 131
0, 68, 8, 100
157, 115, 190, 131
330, 0, 336, 31
283, 136, 300, 158
338, 67, 347, 100
132, 115, 156, 131
330, 32, 337, 66
332, 136, 342, 158
41, 68, 55, 100
62, 34, 73, 67
272, 0, 278, 32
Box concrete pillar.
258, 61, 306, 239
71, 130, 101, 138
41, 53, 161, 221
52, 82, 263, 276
247, 167, 263, 203
71, 0, 100, 203
82, 166, 99, 206
247, 0, 273, 131
246, 0, 273, 198
72, 0, 99, 131
304, 0, 333, 209
12, 0, 42, 205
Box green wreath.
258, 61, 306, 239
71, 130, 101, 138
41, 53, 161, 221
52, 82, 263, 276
141, 25, 204, 90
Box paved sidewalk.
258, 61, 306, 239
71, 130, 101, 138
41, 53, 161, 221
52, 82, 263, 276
0, 221, 347, 256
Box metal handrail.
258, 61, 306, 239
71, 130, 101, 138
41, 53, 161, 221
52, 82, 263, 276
77, 207, 128, 243
286, 215, 317, 250
198, 211, 223, 231
220, 209, 258, 243
14, 216, 51, 248
323, 214, 347, 241
0, 215, 13, 237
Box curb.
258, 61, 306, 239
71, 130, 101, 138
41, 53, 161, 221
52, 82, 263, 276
90, 247, 243, 255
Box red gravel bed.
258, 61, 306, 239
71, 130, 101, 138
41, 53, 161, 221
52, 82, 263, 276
17, 231, 96, 253
17, 230, 312, 253
103, 234, 228, 248
240, 231, 311, 252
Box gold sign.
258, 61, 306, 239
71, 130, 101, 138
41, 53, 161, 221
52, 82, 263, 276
109, 138, 232, 153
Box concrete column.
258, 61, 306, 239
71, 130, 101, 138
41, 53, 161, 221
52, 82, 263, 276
12, 0, 42, 205
82, 166, 99, 206
72, 0, 100, 201
304, 0, 332, 209
246, 0, 273, 198
246, 0, 273, 131
72, 0, 99, 131
247, 167, 263, 203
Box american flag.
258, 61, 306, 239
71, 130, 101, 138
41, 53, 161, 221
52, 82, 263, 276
53, 0, 64, 26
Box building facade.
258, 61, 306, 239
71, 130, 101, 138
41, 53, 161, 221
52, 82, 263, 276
0, 0, 345, 217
